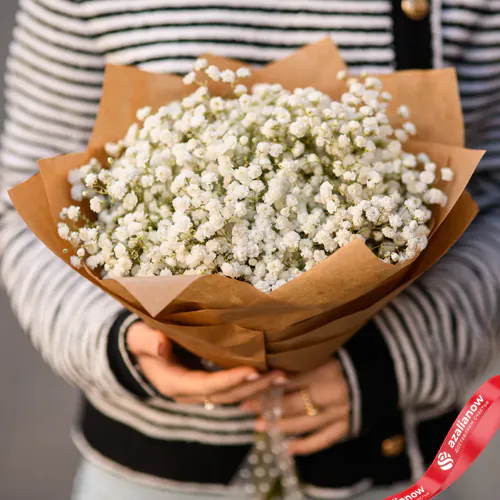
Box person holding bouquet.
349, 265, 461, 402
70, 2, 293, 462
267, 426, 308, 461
1, 1, 499, 499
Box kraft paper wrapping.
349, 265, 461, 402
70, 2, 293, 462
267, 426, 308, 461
9, 38, 483, 372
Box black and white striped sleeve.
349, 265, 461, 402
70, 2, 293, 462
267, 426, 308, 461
0, 0, 137, 399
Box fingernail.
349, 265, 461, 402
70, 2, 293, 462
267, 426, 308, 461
157, 342, 168, 357
241, 400, 257, 412
273, 376, 288, 386
255, 420, 267, 432
246, 373, 260, 382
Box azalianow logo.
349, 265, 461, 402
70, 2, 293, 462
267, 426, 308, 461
392, 486, 425, 499
437, 452, 454, 471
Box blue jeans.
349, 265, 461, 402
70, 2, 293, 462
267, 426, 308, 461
71, 460, 232, 500
72, 460, 455, 500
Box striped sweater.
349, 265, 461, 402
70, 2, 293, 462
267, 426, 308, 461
1, 0, 500, 497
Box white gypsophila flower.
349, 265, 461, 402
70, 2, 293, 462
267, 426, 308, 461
109, 181, 127, 200
136, 106, 152, 121
397, 105, 410, 119
70, 255, 82, 269
236, 67, 251, 79
441, 168, 454, 181
234, 84, 248, 96
70, 185, 84, 202
105, 142, 123, 158
193, 58, 208, 71
84, 173, 98, 187
424, 188, 448, 206
221, 70, 236, 84
420, 170, 435, 184
206, 65, 221, 81
90, 196, 103, 213
183, 72, 196, 85
67, 206, 80, 221
417, 153, 430, 164
403, 122, 417, 135
60, 62, 452, 289
58, 223, 70, 240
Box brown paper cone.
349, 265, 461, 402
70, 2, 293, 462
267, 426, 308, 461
9, 38, 482, 372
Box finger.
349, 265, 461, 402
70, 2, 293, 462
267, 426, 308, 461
288, 420, 349, 456
164, 364, 258, 397
284, 371, 317, 392
257, 411, 329, 435
213, 372, 286, 404
138, 355, 176, 396
139, 350, 259, 398
282, 391, 313, 417
176, 372, 287, 405
255, 405, 349, 435
242, 389, 315, 417
286, 359, 343, 392
127, 322, 171, 359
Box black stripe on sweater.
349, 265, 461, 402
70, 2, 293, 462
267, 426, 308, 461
391, 0, 432, 70
81, 399, 251, 484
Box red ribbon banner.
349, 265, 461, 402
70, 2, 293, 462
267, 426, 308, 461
384, 375, 500, 500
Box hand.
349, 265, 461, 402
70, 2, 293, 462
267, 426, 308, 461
127, 321, 287, 405
240, 359, 350, 456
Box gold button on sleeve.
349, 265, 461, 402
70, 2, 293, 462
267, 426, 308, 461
381, 434, 406, 457
401, 0, 430, 21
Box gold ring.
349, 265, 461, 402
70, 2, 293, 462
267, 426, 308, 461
203, 397, 215, 411
300, 388, 319, 417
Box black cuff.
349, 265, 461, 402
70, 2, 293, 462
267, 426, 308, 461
337, 320, 399, 437
107, 309, 155, 399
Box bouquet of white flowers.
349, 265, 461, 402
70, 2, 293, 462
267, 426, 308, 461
10, 39, 482, 374
60, 61, 453, 293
